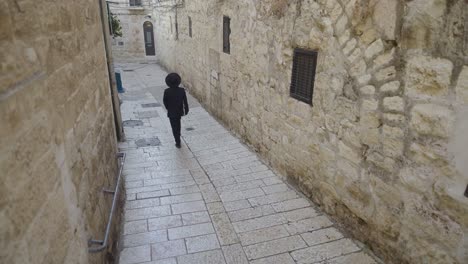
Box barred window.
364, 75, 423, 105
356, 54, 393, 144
129, 0, 142, 7
290, 48, 318, 105
223, 16, 231, 54
188, 16, 192, 38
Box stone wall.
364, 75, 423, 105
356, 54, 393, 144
110, 0, 157, 62
152, 0, 468, 263
1, 0, 121, 263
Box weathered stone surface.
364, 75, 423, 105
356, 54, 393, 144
360, 85, 375, 96
380, 81, 401, 94
365, 39, 384, 59
411, 104, 454, 138
373, 0, 398, 40
375, 66, 397, 82
148, 1, 468, 263
383, 96, 405, 113
455, 66, 468, 104
405, 55, 453, 98
2, 1, 120, 263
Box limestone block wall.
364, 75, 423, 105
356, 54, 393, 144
152, 0, 468, 263
1, 0, 121, 263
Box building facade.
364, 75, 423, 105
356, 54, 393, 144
109, 0, 158, 62
151, 0, 468, 263
1, 0, 123, 263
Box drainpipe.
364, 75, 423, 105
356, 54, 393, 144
98, 0, 125, 141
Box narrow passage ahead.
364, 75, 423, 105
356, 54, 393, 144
117, 62, 379, 264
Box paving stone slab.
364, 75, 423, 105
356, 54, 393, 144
177, 249, 226, 264
322, 252, 377, 264
244, 235, 307, 260
123, 230, 167, 247
171, 200, 207, 215
290, 239, 360, 263
227, 205, 275, 223
206, 202, 226, 215
181, 211, 211, 225
301, 227, 344, 246
125, 206, 171, 221
233, 213, 287, 233
148, 215, 182, 231
222, 244, 249, 264
238, 225, 290, 246
168, 223, 215, 240
120, 245, 151, 264
160, 193, 203, 205
151, 240, 187, 260
185, 234, 220, 253
250, 253, 296, 264
124, 220, 148, 235
284, 215, 334, 235
211, 213, 240, 245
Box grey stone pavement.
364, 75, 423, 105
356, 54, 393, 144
116, 62, 380, 264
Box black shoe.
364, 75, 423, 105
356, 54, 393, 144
175, 143, 181, 148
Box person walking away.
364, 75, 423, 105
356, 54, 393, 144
163, 73, 189, 148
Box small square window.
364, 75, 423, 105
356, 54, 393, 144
118, 41, 124, 46
188, 16, 192, 38
289, 48, 318, 105
129, 0, 142, 7
223, 16, 231, 54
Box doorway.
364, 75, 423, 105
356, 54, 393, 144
143, 21, 155, 56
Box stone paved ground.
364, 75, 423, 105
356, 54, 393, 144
116, 62, 380, 264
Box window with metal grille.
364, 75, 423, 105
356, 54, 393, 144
223, 16, 231, 54
175, 18, 179, 40
290, 49, 318, 105
129, 0, 142, 7
188, 16, 192, 38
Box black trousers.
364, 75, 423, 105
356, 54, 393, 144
169, 117, 181, 144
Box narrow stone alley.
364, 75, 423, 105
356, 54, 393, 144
117, 63, 379, 264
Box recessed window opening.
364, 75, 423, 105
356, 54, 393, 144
464, 184, 468, 198
188, 16, 192, 38
129, 0, 142, 7
175, 17, 179, 40
290, 48, 318, 105
223, 16, 231, 54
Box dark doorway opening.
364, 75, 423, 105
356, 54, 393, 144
143, 21, 155, 56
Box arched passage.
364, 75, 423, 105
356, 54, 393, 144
143, 21, 155, 56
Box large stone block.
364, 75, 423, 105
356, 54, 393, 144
410, 104, 454, 138
383, 96, 404, 113
401, 0, 446, 50
405, 55, 453, 98
372, 0, 398, 40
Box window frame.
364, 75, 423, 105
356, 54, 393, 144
289, 48, 318, 105
188, 16, 192, 38
129, 0, 142, 7
223, 16, 231, 54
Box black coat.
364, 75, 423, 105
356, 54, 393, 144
163, 87, 189, 118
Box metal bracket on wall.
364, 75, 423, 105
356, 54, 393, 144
88, 152, 126, 253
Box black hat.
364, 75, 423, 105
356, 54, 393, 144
165, 73, 181, 88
